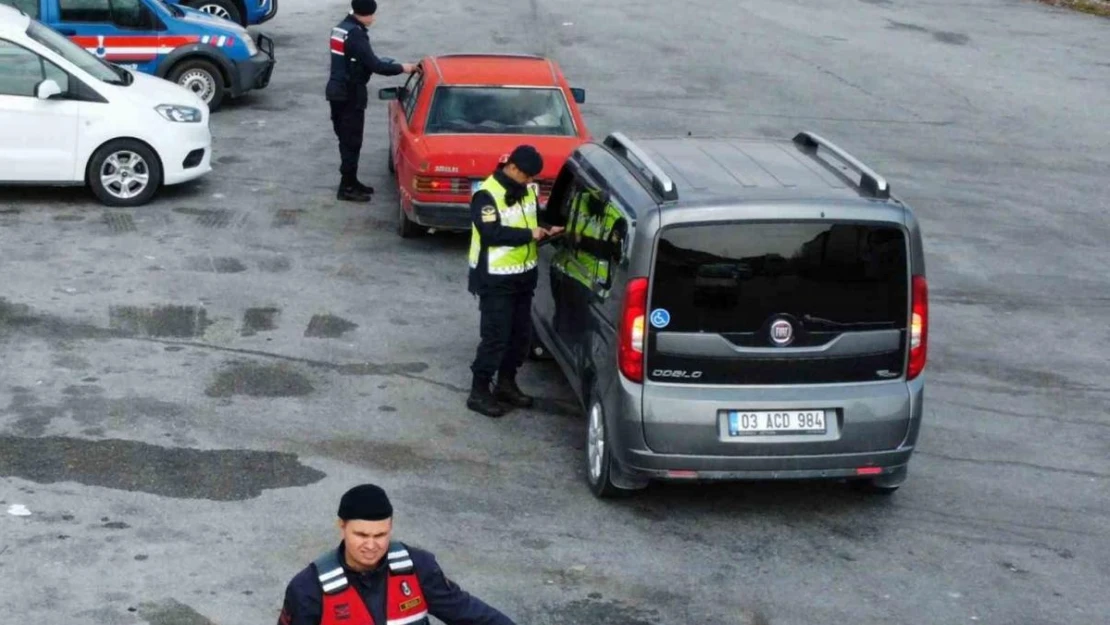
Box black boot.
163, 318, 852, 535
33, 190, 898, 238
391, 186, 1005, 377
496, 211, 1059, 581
337, 176, 371, 202
467, 376, 506, 417
353, 179, 375, 195
494, 373, 533, 408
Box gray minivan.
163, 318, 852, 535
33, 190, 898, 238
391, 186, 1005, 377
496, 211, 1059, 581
530, 131, 928, 498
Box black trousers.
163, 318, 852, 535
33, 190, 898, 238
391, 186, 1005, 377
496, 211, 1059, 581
329, 100, 365, 184
471, 289, 533, 383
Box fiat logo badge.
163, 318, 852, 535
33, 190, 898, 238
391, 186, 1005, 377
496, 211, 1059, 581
770, 319, 793, 346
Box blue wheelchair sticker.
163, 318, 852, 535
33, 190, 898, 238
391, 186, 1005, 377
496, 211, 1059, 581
649, 308, 670, 329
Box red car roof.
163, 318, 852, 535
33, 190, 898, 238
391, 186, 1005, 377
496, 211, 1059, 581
427, 54, 562, 87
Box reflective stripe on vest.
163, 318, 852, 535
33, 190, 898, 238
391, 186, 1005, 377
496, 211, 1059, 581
329, 25, 349, 56
468, 176, 539, 275
315, 542, 429, 625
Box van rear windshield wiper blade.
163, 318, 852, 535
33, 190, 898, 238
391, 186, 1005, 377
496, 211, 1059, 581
801, 314, 895, 329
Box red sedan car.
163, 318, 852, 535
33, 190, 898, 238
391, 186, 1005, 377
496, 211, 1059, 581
378, 53, 591, 238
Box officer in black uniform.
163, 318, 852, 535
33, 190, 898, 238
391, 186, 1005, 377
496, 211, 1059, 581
277, 484, 517, 625
326, 0, 417, 202
466, 146, 563, 418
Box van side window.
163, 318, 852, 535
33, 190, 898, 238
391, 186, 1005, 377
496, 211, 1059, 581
0, 40, 68, 97
59, 0, 150, 29
1, 0, 40, 19
564, 183, 631, 304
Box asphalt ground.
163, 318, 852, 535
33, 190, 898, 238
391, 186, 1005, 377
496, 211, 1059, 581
1, 0, 1108, 623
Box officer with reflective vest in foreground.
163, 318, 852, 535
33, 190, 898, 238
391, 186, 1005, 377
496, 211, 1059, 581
326, 0, 417, 202
466, 146, 564, 417
277, 484, 516, 625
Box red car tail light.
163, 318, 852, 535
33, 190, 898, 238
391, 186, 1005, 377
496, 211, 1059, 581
907, 275, 928, 380
413, 175, 471, 194
618, 277, 649, 382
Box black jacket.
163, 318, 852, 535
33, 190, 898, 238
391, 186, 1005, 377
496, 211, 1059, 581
326, 14, 404, 108
277, 542, 516, 625
467, 170, 539, 296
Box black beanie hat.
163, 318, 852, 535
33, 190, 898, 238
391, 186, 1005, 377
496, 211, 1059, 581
337, 484, 393, 521
351, 0, 377, 16
508, 145, 543, 177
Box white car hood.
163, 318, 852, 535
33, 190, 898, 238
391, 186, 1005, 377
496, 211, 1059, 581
119, 71, 208, 111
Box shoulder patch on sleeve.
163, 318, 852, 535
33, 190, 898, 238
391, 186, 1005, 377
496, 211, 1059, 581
480, 206, 497, 222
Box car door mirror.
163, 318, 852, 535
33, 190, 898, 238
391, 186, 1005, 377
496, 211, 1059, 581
570, 87, 585, 104
35, 79, 62, 100
378, 87, 399, 100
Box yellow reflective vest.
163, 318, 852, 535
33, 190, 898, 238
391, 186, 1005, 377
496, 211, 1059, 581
468, 175, 539, 275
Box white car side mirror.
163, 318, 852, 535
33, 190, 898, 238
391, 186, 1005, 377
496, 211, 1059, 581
36, 79, 62, 100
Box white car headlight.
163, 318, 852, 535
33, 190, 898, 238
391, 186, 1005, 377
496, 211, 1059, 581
155, 104, 202, 123
243, 33, 258, 56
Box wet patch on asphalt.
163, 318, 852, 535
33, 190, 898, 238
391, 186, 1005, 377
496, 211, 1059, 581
0, 435, 325, 500
6, 385, 186, 436
257, 256, 292, 272
240, 307, 280, 336
185, 256, 248, 273
136, 599, 218, 625
304, 314, 358, 338
205, 360, 314, 397
310, 439, 496, 474
108, 304, 212, 338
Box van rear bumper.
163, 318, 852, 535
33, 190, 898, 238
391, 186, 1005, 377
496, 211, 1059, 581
619, 447, 913, 481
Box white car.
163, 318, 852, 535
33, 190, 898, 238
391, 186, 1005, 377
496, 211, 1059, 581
0, 3, 212, 207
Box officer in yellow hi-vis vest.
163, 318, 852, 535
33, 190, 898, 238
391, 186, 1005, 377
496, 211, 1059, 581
466, 145, 563, 418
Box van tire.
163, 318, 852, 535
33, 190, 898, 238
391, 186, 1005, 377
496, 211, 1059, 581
584, 395, 635, 499
168, 58, 225, 111
86, 139, 163, 207
187, 0, 243, 25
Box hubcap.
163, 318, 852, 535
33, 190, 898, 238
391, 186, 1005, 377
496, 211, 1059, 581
99, 151, 150, 200
199, 4, 232, 19
178, 69, 216, 103
587, 402, 604, 482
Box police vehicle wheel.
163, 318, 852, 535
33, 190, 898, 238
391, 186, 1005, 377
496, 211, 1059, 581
585, 397, 632, 499
168, 59, 225, 111
86, 139, 162, 207
189, 0, 243, 25
396, 193, 422, 238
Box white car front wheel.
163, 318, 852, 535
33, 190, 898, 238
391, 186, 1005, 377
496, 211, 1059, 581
87, 140, 162, 207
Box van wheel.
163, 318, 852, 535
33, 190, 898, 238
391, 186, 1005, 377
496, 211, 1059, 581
168, 58, 225, 110
585, 398, 633, 499
528, 328, 553, 361
189, 0, 243, 25
397, 192, 422, 238
87, 139, 162, 207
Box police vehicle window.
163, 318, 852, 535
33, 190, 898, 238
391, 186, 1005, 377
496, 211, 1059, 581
26, 20, 123, 84
424, 87, 576, 136
0, 0, 40, 19
0, 40, 45, 97
59, 0, 112, 22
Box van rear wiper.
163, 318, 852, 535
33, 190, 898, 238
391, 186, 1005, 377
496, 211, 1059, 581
801, 314, 895, 329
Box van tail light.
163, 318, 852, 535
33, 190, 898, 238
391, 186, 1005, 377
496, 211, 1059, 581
618, 277, 649, 382
907, 275, 928, 380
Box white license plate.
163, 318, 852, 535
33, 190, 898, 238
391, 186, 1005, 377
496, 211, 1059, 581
470, 180, 482, 194
727, 410, 827, 436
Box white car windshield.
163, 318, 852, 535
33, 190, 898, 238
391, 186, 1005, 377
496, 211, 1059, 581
25, 19, 129, 85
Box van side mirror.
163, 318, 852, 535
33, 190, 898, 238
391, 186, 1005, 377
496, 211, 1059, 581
378, 87, 399, 100
35, 79, 62, 100
570, 87, 585, 104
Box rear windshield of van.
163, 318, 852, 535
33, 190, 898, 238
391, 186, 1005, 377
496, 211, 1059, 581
651, 222, 909, 334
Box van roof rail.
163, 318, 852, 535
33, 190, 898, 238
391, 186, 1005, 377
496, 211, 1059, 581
792, 131, 890, 199
602, 132, 679, 202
